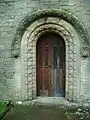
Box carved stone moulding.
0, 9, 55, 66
22, 17, 76, 101
11, 9, 90, 58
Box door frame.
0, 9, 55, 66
20, 17, 79, 101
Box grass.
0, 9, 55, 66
0, 101, 10, 120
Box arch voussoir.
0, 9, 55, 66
11, 9, 90, 58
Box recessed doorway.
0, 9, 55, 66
36, 32, 65, 97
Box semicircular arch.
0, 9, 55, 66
11, 9, 90, 58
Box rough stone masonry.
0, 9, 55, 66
0, 0, 90, 103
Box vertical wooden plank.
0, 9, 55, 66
47, 38, 52, 96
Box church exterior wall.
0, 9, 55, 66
0, 0, 90, 102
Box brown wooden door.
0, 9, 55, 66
36, 33, 65, 97
52, 36, 65, 97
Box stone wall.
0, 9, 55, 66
0, 0, 90, 102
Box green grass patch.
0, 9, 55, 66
0, 101, 10, 119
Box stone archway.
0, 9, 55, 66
20, 17, 79, 101
12, 9, 90, 58
12, 9, 90, 102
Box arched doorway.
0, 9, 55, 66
36, 32, 66, 97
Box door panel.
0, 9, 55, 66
36, 33, 65, 97
36, 36, 52, 96
52, 38, 65, 97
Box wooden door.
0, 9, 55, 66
36, 34, 52, 96
52, 36, 65, 97
36, 33, 65, 97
